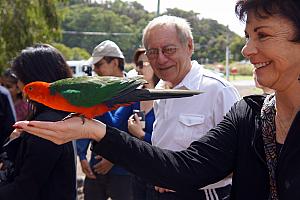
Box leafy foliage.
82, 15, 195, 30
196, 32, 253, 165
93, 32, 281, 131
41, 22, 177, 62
59, 1, 244, 63
0, 0, 245, 73
59, 1, 155, 62
52, 43, 90, 60
163, 8, 243, 63
0, 0, 66, 72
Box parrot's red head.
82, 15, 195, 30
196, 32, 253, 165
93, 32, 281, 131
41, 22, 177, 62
23, 81, 51, 104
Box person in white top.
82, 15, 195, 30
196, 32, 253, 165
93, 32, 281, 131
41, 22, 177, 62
142, 15, 240, 200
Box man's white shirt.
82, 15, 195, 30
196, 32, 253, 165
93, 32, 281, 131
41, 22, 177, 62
152, 61, 240, 189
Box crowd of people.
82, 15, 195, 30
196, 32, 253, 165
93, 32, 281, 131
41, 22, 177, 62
2, 0, 300, 199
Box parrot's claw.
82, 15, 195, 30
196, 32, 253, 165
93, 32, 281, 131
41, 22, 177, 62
62, 113, 85, 124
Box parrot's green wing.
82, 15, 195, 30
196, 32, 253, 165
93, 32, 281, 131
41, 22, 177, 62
49, 76, 146, 107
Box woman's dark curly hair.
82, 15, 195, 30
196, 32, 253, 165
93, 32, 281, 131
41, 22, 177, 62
11, 44, 73, 119
235, 0, 300, 42
11, 43, 72, 85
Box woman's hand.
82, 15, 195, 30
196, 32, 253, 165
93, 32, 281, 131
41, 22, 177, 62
128, 114, 145, 140
13, 117, 106, 145
9, 129, 22, 140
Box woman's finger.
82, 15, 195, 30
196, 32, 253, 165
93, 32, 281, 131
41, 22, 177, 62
14, 121, 68, 144
13, 117, 105, 143
31, 117, 82, 130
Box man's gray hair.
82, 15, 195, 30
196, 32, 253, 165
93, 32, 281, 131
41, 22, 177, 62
142, 15, 193, 49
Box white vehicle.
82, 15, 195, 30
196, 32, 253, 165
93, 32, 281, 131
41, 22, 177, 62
67, 60, 93, 77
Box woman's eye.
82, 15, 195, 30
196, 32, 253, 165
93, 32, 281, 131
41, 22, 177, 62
257, 32, 268, 40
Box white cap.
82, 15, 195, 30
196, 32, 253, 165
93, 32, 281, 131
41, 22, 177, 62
88, 40, 124, 65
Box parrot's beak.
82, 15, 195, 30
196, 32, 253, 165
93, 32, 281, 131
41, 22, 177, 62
22, 89, 29, 100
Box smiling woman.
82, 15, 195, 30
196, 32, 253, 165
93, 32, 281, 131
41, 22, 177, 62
241, 12, 300, 91
236, 0, 300, 199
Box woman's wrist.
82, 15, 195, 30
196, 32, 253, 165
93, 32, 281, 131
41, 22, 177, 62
90, 119, 107, 142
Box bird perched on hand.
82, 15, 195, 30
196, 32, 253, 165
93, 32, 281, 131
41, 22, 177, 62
23, 76, 202, 119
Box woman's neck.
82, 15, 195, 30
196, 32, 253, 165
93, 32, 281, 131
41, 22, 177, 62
275, 90, 300, 121
140, 100, 153, 114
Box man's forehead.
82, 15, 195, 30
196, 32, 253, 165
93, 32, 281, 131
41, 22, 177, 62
147, 27, 180, 48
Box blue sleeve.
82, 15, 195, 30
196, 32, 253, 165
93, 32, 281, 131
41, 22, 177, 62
110, 104, 135, 131
76, 112, 116, 161
143, 108, 155, 144
144, 131, 152, 144
76, 139, 90, 161
95, 112, 112, 125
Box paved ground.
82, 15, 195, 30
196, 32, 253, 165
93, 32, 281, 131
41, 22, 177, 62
231, 79, 261, 97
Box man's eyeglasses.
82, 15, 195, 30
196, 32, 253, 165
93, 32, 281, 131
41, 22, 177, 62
145, 46, 178, 60
136, 61, 150, 69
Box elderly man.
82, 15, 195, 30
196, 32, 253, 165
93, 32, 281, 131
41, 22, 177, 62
141, 15, 240, 200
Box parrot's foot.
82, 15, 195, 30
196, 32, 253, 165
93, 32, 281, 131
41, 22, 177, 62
62, 113, 85, 124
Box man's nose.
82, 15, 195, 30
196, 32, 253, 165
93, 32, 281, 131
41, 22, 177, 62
156, 49, 169, 64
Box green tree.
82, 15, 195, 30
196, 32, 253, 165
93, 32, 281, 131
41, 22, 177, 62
164, 8, 244, 63
68, 0, 89, 5
230, 36, 245, 61
57, 1, 244, 64
0, 0, 66, 72
59, 2, 154, 62
52, 43, 90, 60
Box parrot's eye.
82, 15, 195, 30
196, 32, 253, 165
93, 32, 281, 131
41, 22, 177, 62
29, 86, 33, 91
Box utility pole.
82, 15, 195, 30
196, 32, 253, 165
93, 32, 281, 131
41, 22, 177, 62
157, 0, 160, 16
225, 25, 230, 81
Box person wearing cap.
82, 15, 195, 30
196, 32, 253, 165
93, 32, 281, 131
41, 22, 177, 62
76, 40, 133, 200
88, 40, 125, 77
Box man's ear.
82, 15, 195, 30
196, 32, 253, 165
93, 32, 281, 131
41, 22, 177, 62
112, 58, 119, 68
187, 38, 194, 56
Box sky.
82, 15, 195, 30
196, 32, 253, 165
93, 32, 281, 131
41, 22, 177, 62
124, 0, 245, 36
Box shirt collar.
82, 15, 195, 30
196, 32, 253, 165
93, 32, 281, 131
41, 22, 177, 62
174, 60, 203, 90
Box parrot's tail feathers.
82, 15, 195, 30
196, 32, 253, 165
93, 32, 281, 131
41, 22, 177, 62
105, 89, 203, 105
112, 77, 147, 100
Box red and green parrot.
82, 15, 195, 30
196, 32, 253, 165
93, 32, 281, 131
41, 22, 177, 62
23, 76, 202, 119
